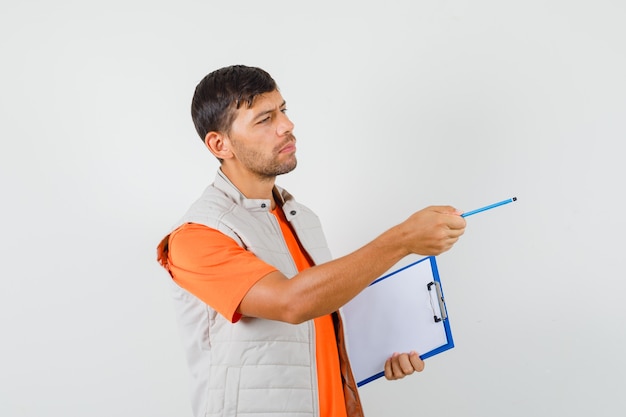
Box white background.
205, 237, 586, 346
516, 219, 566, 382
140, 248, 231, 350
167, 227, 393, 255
1, 1, 625, 416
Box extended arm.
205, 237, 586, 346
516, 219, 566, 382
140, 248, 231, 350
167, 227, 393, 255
239, 205, 466, 323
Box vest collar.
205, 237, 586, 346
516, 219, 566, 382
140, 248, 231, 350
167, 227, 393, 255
214, 169, 288, 212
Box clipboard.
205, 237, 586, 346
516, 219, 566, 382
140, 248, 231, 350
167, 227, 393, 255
340, 256, 454, 387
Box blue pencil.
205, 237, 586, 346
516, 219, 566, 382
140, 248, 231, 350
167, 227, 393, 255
461, 197, 517, 218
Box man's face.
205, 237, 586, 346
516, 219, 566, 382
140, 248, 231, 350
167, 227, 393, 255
225, 89, 297, 179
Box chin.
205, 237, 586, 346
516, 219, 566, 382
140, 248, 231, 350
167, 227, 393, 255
277, 160, 297, 176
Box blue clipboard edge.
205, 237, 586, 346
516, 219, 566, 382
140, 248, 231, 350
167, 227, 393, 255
354, 256, 455, 387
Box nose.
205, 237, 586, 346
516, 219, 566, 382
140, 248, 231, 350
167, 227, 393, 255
277, 112, 295, 136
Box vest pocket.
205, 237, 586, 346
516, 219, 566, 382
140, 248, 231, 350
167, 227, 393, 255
222, 367, 241, 416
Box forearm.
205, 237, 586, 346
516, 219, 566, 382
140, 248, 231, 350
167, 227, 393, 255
281, 225, 410, 323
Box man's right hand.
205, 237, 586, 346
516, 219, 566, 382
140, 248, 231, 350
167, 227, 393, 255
396, 206, 467, 256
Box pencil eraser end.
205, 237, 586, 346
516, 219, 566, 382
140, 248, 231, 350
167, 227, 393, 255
512, 197, 517, 201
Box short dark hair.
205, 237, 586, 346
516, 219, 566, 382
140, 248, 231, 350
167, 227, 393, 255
191, 65, 278, 141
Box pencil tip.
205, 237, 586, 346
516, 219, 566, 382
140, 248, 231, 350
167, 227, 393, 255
512, 197, 517, 201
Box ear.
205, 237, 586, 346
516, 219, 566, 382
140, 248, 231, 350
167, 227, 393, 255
204, 131, 234, 160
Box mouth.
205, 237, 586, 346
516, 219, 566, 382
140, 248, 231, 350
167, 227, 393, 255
279, 143, 296, 154
278, 138, 297, 154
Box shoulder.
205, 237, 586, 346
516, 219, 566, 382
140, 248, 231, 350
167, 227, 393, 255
171, 184, 244, 244
168, 223, 242, 263
183, 184, 240, 223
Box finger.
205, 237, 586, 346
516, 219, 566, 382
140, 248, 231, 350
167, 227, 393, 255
397, 353, 415, 376
408, 351, 425, 372
390, 353, 404, 379
432, 205, 460, 215
384, 356, 394, 380
385, 353, 401, 380
447, 216, 467, 230
445, 227, 465, 238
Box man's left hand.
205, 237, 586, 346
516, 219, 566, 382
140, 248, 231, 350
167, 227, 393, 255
384, 351, 425, 380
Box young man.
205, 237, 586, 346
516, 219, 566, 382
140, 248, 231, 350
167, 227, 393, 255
157, 65, 466, 417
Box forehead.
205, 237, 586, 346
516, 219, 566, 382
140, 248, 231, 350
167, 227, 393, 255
245, 89, 284, 110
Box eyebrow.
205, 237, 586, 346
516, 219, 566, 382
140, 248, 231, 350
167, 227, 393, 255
252, 100, 287, 120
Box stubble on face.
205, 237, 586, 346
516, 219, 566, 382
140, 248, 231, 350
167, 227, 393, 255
229, 134, 298, 180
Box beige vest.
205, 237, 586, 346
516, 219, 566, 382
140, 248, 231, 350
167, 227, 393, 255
161, 171, 363, 417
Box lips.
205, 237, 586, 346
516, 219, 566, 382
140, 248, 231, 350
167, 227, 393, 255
277, 133, 297, 154
278, 137, 297, 154
280, 143, 296, 153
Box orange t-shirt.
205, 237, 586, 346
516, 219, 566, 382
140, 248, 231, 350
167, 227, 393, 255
161, 206, 347, 417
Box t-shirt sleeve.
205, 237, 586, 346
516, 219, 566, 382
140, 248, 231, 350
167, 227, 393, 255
165, 222, 278, 323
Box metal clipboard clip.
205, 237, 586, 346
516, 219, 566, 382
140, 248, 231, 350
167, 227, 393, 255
427, 281, 447, 323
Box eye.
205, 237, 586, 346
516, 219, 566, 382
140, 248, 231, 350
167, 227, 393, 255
257, 116, 270, 124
